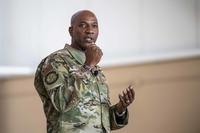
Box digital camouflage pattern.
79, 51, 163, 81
34, 44, 129, 133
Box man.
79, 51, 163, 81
34, 10, 135, 133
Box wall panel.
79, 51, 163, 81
0, 57, 200, 133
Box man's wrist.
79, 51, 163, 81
116, 102, 126, 113
115, 102, 127, 117
115, 109, 126, 117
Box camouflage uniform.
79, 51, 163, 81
34, 44, 129, 133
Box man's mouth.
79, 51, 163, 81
84, 37, 93, 43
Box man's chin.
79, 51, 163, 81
83, 42, 94, 48
79, 42, 95, 51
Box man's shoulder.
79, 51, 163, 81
47, 47, 71, 60
39, 47, 73, 66
35, 47, 71, 71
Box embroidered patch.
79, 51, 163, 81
45, 71, 58, 85
42, 63, 53, 76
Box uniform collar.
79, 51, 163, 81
64, 44, 86, 65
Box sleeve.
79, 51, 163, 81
109, 104, 129, 130
41, 54, 91, 112
98, 69, 129, 130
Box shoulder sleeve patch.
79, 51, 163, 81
45, 71, 58, 85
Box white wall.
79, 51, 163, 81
142, 0, 196, 52
0, 0, 6, 65
0, 0, 42, 67
0, 0, 200, 70
197, 0, 200, 47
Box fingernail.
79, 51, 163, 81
126, 88, 130, 92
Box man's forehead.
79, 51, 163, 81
71, 10, 98, 25
78, 17, 98, 23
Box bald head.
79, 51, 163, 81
70, 10, 97, 26
68, 10, 99, 51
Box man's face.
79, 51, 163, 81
69, 12, 99, 51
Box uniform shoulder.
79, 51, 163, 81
35, 46, 71, 71
48, 47, 72, 60
41, 46, 74, 65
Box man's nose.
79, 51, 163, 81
85, 27, 94, 34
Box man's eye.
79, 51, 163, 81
93, 24, 98, 28
79, 24, 86, 28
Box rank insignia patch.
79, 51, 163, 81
45, 71, 58, 85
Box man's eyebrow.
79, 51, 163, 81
79, 21, 87, 24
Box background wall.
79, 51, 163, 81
0, 0, 200, 68
197, 0, 200, 45
0, 57, 200, 133
0, 0, 200, 133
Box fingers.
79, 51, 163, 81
86, 44, 96, 50
93, 46, 103, 57
85, 44, 103, 66
98, 48, 103, 56
119, 90, 130, 108
119, 94, 126, 108
126, 88, 132, 103
87, 45, 103, 56
123, 90, 130, 104
129, 85, 135, 101
127, 85, 135, 103
118, 85, 135, 108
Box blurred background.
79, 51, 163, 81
0, 0, 200, 133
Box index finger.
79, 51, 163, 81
128, 85, 135, 98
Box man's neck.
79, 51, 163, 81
71, 43, 85, 52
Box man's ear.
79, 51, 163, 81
68, 26, 73, 37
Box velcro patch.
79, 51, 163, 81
42, 63, 53, 76
45, 71, 58, 85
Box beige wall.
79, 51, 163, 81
0, 57, 200, 133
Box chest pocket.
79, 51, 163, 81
97, 83, 110, 106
